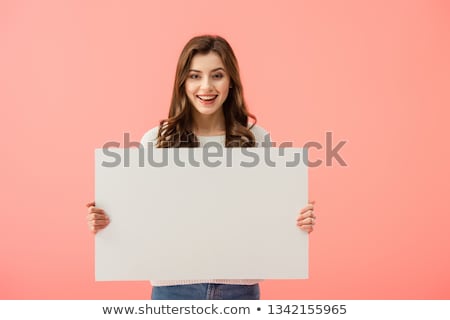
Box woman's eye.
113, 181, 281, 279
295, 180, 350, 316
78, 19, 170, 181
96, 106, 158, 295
213, 73, 224, 79
189, 74, 200, 79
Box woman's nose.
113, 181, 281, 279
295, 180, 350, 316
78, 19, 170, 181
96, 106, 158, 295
200, 78, 213, 90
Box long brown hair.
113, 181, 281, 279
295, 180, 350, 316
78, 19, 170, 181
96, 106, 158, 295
156, 35, 256, 148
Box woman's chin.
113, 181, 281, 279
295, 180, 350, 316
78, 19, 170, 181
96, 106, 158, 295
193, 105, 222, 116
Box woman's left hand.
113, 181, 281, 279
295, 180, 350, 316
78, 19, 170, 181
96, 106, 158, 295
297, 200, 316, 233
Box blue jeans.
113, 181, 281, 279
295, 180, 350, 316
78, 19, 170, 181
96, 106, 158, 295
151, 283, 260, 300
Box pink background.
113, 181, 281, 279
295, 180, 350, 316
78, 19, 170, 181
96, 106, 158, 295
1, 0, 449, 299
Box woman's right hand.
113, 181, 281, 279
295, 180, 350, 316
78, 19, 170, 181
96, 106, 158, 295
86, 201, 110, 234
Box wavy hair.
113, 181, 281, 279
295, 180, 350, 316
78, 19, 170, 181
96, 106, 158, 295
156, 35, 256, 148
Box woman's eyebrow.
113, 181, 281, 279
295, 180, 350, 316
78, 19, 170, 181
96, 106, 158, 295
189, 67, 225, 72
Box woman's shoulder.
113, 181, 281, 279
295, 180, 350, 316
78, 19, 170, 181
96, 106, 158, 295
249, 123, 271, 146
140, 126, 159, 146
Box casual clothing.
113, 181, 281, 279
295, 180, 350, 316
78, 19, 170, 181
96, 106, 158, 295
140, 124, 270, 296
151, 283, 260, 300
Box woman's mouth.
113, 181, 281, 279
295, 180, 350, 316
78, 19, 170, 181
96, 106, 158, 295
196, 95, 218, 105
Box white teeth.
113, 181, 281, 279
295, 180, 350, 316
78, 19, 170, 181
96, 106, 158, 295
198, 95, 217, 101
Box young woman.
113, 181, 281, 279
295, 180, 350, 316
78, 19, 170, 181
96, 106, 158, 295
86, 35, 316, 300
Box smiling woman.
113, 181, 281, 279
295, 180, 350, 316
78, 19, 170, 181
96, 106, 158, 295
156, 35, 258, 148
86, 35, 317, 300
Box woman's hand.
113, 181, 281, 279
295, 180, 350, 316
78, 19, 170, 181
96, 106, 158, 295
297, 200, 316, 233
86, 201, 110, 234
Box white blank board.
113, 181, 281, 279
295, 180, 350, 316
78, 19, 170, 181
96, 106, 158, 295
95, 148, 308, 281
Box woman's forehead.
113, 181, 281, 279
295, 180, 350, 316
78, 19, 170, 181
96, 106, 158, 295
189, 52, 225, 71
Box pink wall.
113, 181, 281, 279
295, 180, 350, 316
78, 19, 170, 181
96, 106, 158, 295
1, 0, 449, 299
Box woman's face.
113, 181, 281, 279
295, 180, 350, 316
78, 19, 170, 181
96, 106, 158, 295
185, 52, 231, 117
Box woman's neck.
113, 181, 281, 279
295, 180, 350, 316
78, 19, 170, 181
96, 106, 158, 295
192, 110, 226, 136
